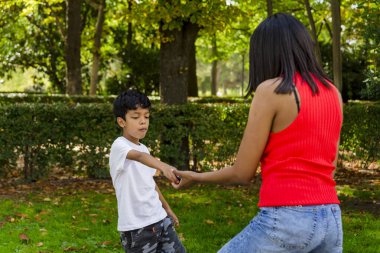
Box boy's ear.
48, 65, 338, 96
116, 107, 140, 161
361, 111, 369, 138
116, 117, 126, 128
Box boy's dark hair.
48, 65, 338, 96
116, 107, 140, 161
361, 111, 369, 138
247, 13, 331, 96
113, 90, 151, 119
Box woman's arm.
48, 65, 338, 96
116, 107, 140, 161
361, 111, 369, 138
174, 80, 278, 187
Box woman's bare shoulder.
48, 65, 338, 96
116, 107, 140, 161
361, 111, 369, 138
255, 77, 282, 96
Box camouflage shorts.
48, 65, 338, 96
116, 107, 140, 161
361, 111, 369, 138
120, 216, 186, 253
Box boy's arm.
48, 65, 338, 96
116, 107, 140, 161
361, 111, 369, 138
156, 184, 179, 226
127, 150, 179, 184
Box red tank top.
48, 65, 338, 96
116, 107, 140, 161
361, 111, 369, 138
258, 73, 342, 207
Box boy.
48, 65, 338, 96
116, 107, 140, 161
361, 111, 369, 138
109, 90, 186, 253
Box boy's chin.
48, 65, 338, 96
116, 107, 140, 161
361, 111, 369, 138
136, 133, 147, 139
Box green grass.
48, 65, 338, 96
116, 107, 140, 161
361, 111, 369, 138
0, 182, 379, 252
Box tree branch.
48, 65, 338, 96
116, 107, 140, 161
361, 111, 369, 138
45, 3, 66, 41
84, 0, 101, 9
25, 15, 57, 49
323, 18, 333, 39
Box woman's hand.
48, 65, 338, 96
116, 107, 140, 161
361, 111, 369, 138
171, 170, 197, 189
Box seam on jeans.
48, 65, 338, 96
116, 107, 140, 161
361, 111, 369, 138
331, 207, 343, 247
307, 209, 319, 246
319, 208, 328, 246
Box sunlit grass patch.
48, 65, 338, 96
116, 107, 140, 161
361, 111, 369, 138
0, 181, 379, 252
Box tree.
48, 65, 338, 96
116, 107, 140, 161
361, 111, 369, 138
103, 0, 161, 95
331, 0, 342, 92
65, 0, 83, 94
159, 21, 200, 104
87, 0, 106, 96
0, 1, 66, 93
211, 34, 218, 95
266, 0, 273, 16
305, 0, 322, 65
135, 0, 239, 104
195, 0, 261, 97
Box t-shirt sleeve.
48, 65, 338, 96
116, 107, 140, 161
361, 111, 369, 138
109, 140, 132, 173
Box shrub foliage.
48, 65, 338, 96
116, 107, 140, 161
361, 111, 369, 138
0, 100, 378, 180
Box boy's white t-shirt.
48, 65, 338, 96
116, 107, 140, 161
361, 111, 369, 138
109, 136, 167, 231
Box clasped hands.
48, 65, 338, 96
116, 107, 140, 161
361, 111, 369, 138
161, 166, 195, 189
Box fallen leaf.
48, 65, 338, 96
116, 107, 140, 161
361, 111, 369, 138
39, 210, 49, 215
15, 213, 29, 219
19, 233, 30, 244
63, 246, 86, 252
98, 241, 112, 246
36, 242, 44, 247
178, 233, 185, 241
102, 219, 110, 224
204, 219, 214, 225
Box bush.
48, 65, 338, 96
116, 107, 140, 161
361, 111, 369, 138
0, 93, 248, 105
0, 101, 378, 180
360, 69, 380, 101
0, 103, 116, 180
105, 45, 160, 95
0, 93, 117, 104
340, 101, 380, 167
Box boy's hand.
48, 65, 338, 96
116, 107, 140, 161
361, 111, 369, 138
161, 165, 181, 184
166, 208, 180, 227
171, 170, 195, 189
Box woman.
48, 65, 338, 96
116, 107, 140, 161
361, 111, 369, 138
173, 13, 343, 253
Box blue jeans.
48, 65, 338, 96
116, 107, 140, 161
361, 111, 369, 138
218, 204, 343, 253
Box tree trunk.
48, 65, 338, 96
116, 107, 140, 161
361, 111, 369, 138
331, 0, 342, 92
305, 0, 322, 65
266, 0, 273, 17
160, 21, 199, 104
241, 53, 245, 96
65, 0, 82, 95
90, 0, 106, 96
187, 31, 198, 97
127, 0, 133, 53
211, 34, 218, 96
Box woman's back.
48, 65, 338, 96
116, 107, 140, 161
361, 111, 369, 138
259, 73, 343, 207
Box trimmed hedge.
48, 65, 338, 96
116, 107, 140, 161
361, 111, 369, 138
0, 93, 118, 104
0, 103, 249, 180
0, 93, 247, 105
0, 101, 378, 180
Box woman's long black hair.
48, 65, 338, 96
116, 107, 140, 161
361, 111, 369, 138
247, 13, 331, 96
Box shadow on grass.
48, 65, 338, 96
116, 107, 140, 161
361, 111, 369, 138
335, 166, 380, 217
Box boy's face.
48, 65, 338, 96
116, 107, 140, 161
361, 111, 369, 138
117, 106, 150, 144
